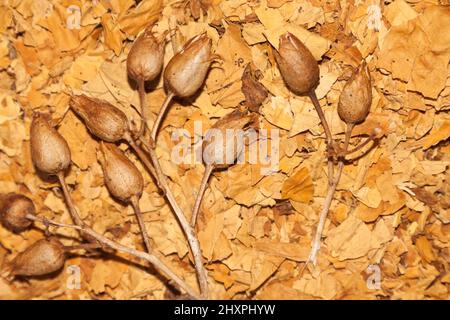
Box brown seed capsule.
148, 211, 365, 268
127, 27, 165, 82
274, 32, 319, 95
203, 110, 257, 169
11, 238, 65, 277
0, 193, 34, 232
70, 95, 129, 142
164, 33, 213, 98
99, 142, 144, 202
30, 113, 71, 175
191, 110, 258, 226
338, 63, 372, 124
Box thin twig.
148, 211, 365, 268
150, 92, 175, 147
308, 91, 333, 146
125, 134, 158, 185
147, 146, 209, 299
63, 243, 102, 251
26, 214, 81, 229
56, 172, 84, 227
343, 135, 375, 157
305, 123, 354, 266
136, 79, 147, 138
131, 196, 152, 253
308, 91, 335, 185
27, 213, 200, 299
191, 165, 213, 227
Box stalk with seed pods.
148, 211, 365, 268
191, 109, 257, 227
143, 32, 217, 298
274, 32, 377, 267
0, 22, 385, 300
305, 63, 375, 265
70, 90, 209, 298
0, 194, 199, 298
30, 113, 86, 232
69, 95, 158, 181
27, 112, 199, 298
127, 25, 166, 137
150, 32, 214, 146
274, 32, 335, 181
99, 142, 151, 253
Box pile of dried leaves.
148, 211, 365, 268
0, 0, 449, 299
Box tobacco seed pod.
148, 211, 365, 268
30, 113, 71, 175
0, 193, 34, 232
338, 62, 372, 124
274, 32, 319, 95
70, 95, 129, 142
164, 33, 213, 98
99, 142, 144, 202
203, 110, 257, 169
127, 27, 165, 83
11, 238, 65, 277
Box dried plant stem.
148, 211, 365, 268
191, 165, 213, 227
126, 135, 158, 183
131, 196, 152, 253
56, 172, 84, 227
63, 243, 102, 251
308, 91, 333, 143
26, 214, 77, 229
308, 91, 334, 184
26, 213, 200, 299
147, 147, 209, 299
306, 123, 354, 265
150, 92, 175, 147
136, 79, 147, 138
343, 135, 374, 156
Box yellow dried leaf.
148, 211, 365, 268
417, 120, 450, 150
293, 271, 340, 299
256, 0, 330, 60
101, 14, 124, 56
354, 186, 382, 209
415, 236, 436, 264
384, 0, 418, 27
261, 96, 293, 130
249, 254, 284, 291
254, 241, 309, 262
58, 112, 98, 170
378, 6, 450, 98
118, 0, 163, 36
326, 215, 376, 261
281, 166, 313, 203
289, 98, 320, 136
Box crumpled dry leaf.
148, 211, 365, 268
281, 166, 313, 203
0, 0, 449, 301
378, 6, 450, 98
325, 215, 393, 261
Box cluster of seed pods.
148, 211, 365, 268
0, 23, 380, 297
